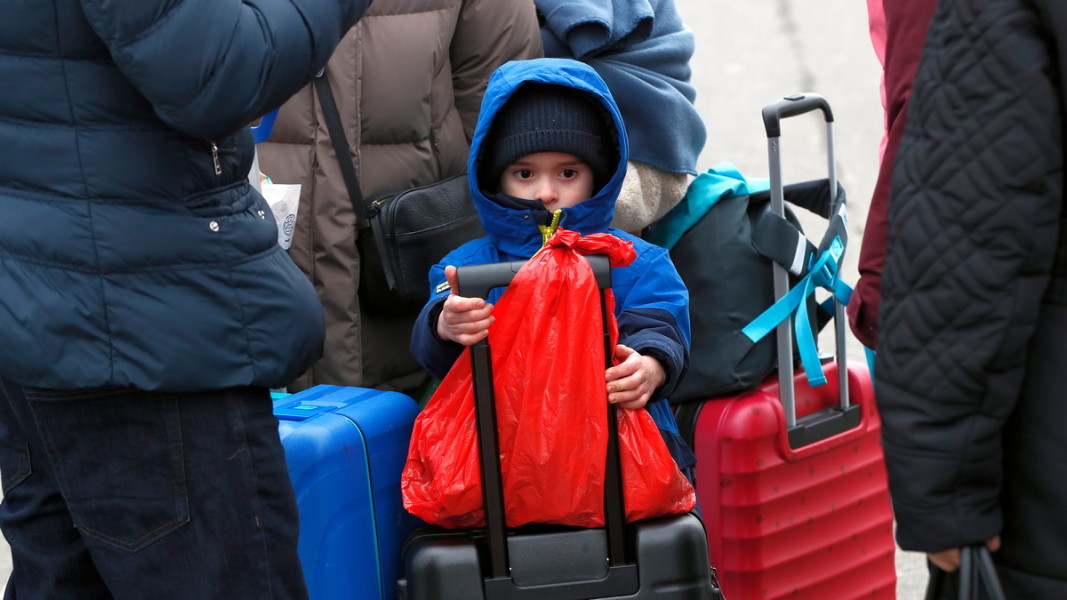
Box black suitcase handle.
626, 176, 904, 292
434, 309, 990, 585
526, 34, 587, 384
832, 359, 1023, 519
456, 255, 611, 300
761, 93, 834, 138
456, 254, 640, 600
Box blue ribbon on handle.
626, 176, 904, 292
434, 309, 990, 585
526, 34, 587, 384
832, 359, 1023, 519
741, 236, 853, 386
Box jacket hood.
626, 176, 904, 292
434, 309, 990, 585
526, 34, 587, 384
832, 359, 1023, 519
468, 58, 629, 258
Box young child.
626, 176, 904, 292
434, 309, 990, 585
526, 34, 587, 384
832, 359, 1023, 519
410, 57, 696, 481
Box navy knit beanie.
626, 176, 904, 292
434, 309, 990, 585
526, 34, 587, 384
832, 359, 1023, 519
480, 83, 617, 192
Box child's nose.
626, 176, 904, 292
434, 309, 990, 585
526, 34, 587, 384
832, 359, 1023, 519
535, 178, 558, 203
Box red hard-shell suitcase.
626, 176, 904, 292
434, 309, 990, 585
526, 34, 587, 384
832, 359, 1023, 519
674, 94, 896, 599
676, 361, 895, 599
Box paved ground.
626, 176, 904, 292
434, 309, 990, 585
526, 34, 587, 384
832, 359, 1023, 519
0, 0, 930, 596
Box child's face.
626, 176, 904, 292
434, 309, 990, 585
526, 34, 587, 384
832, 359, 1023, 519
498, 152, 595, 211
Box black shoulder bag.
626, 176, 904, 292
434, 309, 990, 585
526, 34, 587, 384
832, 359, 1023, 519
313, 72, 484, 315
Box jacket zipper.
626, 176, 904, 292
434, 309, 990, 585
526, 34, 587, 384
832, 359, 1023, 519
538, 209, 562, 246
207, 141, 222, 175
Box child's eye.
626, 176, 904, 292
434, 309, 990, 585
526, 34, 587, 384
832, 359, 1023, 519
515, 169, 534, 179
560, 169, 579, 179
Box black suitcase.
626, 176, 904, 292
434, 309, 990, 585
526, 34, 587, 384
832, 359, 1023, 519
397, 256, 717, 600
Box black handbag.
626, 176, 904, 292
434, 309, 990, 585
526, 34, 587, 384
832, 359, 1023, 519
313, 73, 484, 316
926, 545, 1007, 600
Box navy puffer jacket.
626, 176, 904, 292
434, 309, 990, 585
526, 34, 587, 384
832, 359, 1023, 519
0, 0, 369, 391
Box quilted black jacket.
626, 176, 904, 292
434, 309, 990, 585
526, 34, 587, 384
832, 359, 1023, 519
877, 0, 1067, 595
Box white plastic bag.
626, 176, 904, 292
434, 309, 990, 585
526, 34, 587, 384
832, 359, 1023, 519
261, 182, 302, 250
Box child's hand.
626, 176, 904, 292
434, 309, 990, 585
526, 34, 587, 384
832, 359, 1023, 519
436, 265, 495, 346
605, 344, 665, 410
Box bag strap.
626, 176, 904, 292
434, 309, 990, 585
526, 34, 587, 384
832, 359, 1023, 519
744, 192, 853, 372
959, 545, 1007, 600
646, 161, 769, 250
314, 70, 402, 289
749, 180, 845, 278
313, 71, 370, 227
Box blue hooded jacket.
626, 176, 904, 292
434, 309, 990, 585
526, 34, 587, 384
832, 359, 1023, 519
411, 58, 692, 445
0, 0, 369, 391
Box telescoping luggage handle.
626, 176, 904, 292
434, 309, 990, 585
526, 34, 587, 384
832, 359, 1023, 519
763, 93, 860, 448
456, 255, 640, 600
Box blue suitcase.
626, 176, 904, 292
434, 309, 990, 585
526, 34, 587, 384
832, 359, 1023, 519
274, 385, 421, 600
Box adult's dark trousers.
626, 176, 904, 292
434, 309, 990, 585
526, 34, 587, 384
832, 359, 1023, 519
0, 379, 309, 600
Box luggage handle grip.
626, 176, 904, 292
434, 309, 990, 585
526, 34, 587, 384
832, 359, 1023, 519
456, 261, 525, 300
456, 255, 611, 300
789, 403, 862, 448
762, 93, 834, 139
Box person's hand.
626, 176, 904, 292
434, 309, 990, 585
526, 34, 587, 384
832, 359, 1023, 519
605, 344, 665, 410
435, 265, 495, 346
927, 536, 1001, 572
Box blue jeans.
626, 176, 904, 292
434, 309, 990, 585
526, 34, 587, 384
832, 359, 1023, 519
0, 379, 308, 600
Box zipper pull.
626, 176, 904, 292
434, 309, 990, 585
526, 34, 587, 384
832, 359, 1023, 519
209, 141, 222, 175
538, 209, 563, 246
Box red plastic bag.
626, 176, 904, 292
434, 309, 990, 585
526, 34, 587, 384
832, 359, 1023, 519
402, 229, 696, 529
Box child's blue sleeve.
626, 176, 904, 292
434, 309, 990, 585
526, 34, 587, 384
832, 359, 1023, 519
410, 262, 465, 379
614, 245, 691, 400
410, 298, 466, 379
410, 238, 500, 378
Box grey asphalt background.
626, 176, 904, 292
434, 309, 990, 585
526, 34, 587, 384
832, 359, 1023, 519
0, 1, 928, 596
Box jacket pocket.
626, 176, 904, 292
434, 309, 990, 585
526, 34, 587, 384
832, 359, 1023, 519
0, 383, 32, 494
183, 180, 254, 219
